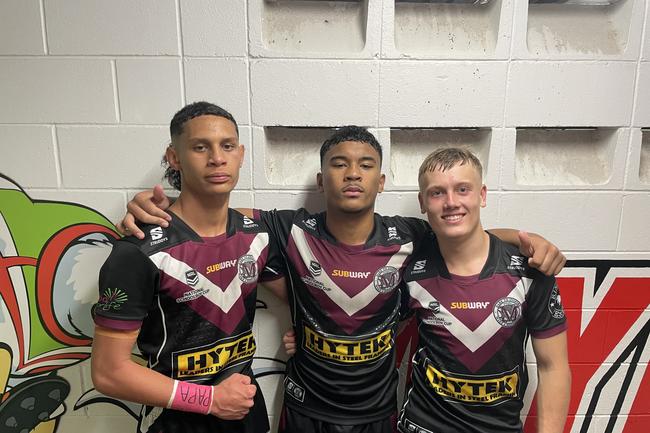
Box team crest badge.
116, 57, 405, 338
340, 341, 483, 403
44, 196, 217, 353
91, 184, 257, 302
237, 254, 258, 283
548, 284, 565, 319
493, 297, 522, 328
373, 266, 399, 293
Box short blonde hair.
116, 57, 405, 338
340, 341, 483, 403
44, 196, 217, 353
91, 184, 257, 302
418, 147, 483, 187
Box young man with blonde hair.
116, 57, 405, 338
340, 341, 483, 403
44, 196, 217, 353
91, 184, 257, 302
399, 147, 570, 433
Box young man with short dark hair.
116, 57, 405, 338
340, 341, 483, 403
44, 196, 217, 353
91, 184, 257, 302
91, 102, 285, 433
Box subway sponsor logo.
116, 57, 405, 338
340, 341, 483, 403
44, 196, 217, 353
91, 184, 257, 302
303, 326, 392, 363
174, 332, 256, 378
425, 364, 519, 405
450, 301, 490, 310
206, 259, 237, 274
331, 269, 371, 279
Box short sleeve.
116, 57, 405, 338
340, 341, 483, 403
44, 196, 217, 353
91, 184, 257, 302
525, 273, 567, 339
93, 240, 159, 331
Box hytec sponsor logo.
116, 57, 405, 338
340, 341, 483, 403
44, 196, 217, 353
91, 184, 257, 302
425, 363, 519, 405
206, 259, 237, 274
174, 332, 256, 378
303, 326, 393, 363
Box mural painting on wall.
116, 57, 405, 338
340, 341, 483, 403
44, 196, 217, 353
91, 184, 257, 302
0, 172, 648, 432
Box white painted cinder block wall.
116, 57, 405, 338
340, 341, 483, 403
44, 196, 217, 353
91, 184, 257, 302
0, 1, 649, 432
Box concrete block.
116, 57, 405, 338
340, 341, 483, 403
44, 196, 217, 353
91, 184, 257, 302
505, 61, 635, 127
634, 62, 650, 127
497, 192, 622, 251
0, 125, 57, 188
0, 59, 116, 123
500, 127, 627, 190
0, 0, 44, 54
25, 189, 126, 224
386, 128, 500, 191
116, 59, 183, 125
382, 0, 512, 59
184, 58, 250, 125
619, 194, 650, 251
251, 60, 379, 126
252, 126, 336, 190
249, 0, 381, 58
44, 0, 178, 55
253, 191, 326, 214
379, 61, 508, 127
57, 126, 168, 188
181, 0, 247, 56
513, 0, 644, 60
229, 191, 254, 209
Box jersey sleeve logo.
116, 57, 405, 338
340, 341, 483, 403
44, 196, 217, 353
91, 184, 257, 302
548, 283, 565, 319
493, 297, 522, 328
237, 254, 258, 284
373, 266, 400, 293
97, 288, 128, 311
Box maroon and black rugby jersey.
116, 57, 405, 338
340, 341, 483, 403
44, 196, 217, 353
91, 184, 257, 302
399, 233, 567, 433
93, 209, 283, 433
261, 208, 430, 424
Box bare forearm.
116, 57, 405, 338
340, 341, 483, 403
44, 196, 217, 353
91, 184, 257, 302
487, 228, 520, 245
92, 355, 174, 408
536, 366, 571, 433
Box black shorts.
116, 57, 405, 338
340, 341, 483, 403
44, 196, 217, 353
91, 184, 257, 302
278, 406, 396, 433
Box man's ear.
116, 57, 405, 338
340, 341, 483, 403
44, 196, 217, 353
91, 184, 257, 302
239, 144, 245, 168
378, 173, 386, 193
480, 184, 487, 208
316, 172, 324, 192
418, 192, 425, 214
166, 145, 180, 171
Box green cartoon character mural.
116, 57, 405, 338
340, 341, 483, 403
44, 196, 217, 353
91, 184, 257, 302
0, 174, 119, 433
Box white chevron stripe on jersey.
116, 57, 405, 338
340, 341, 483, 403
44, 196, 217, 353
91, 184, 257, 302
409, 277, 532, 352
149, 233, 269, 313
291, 225, 413, 316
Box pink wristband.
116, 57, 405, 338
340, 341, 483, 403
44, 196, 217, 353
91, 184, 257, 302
167, 380, 213, 415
